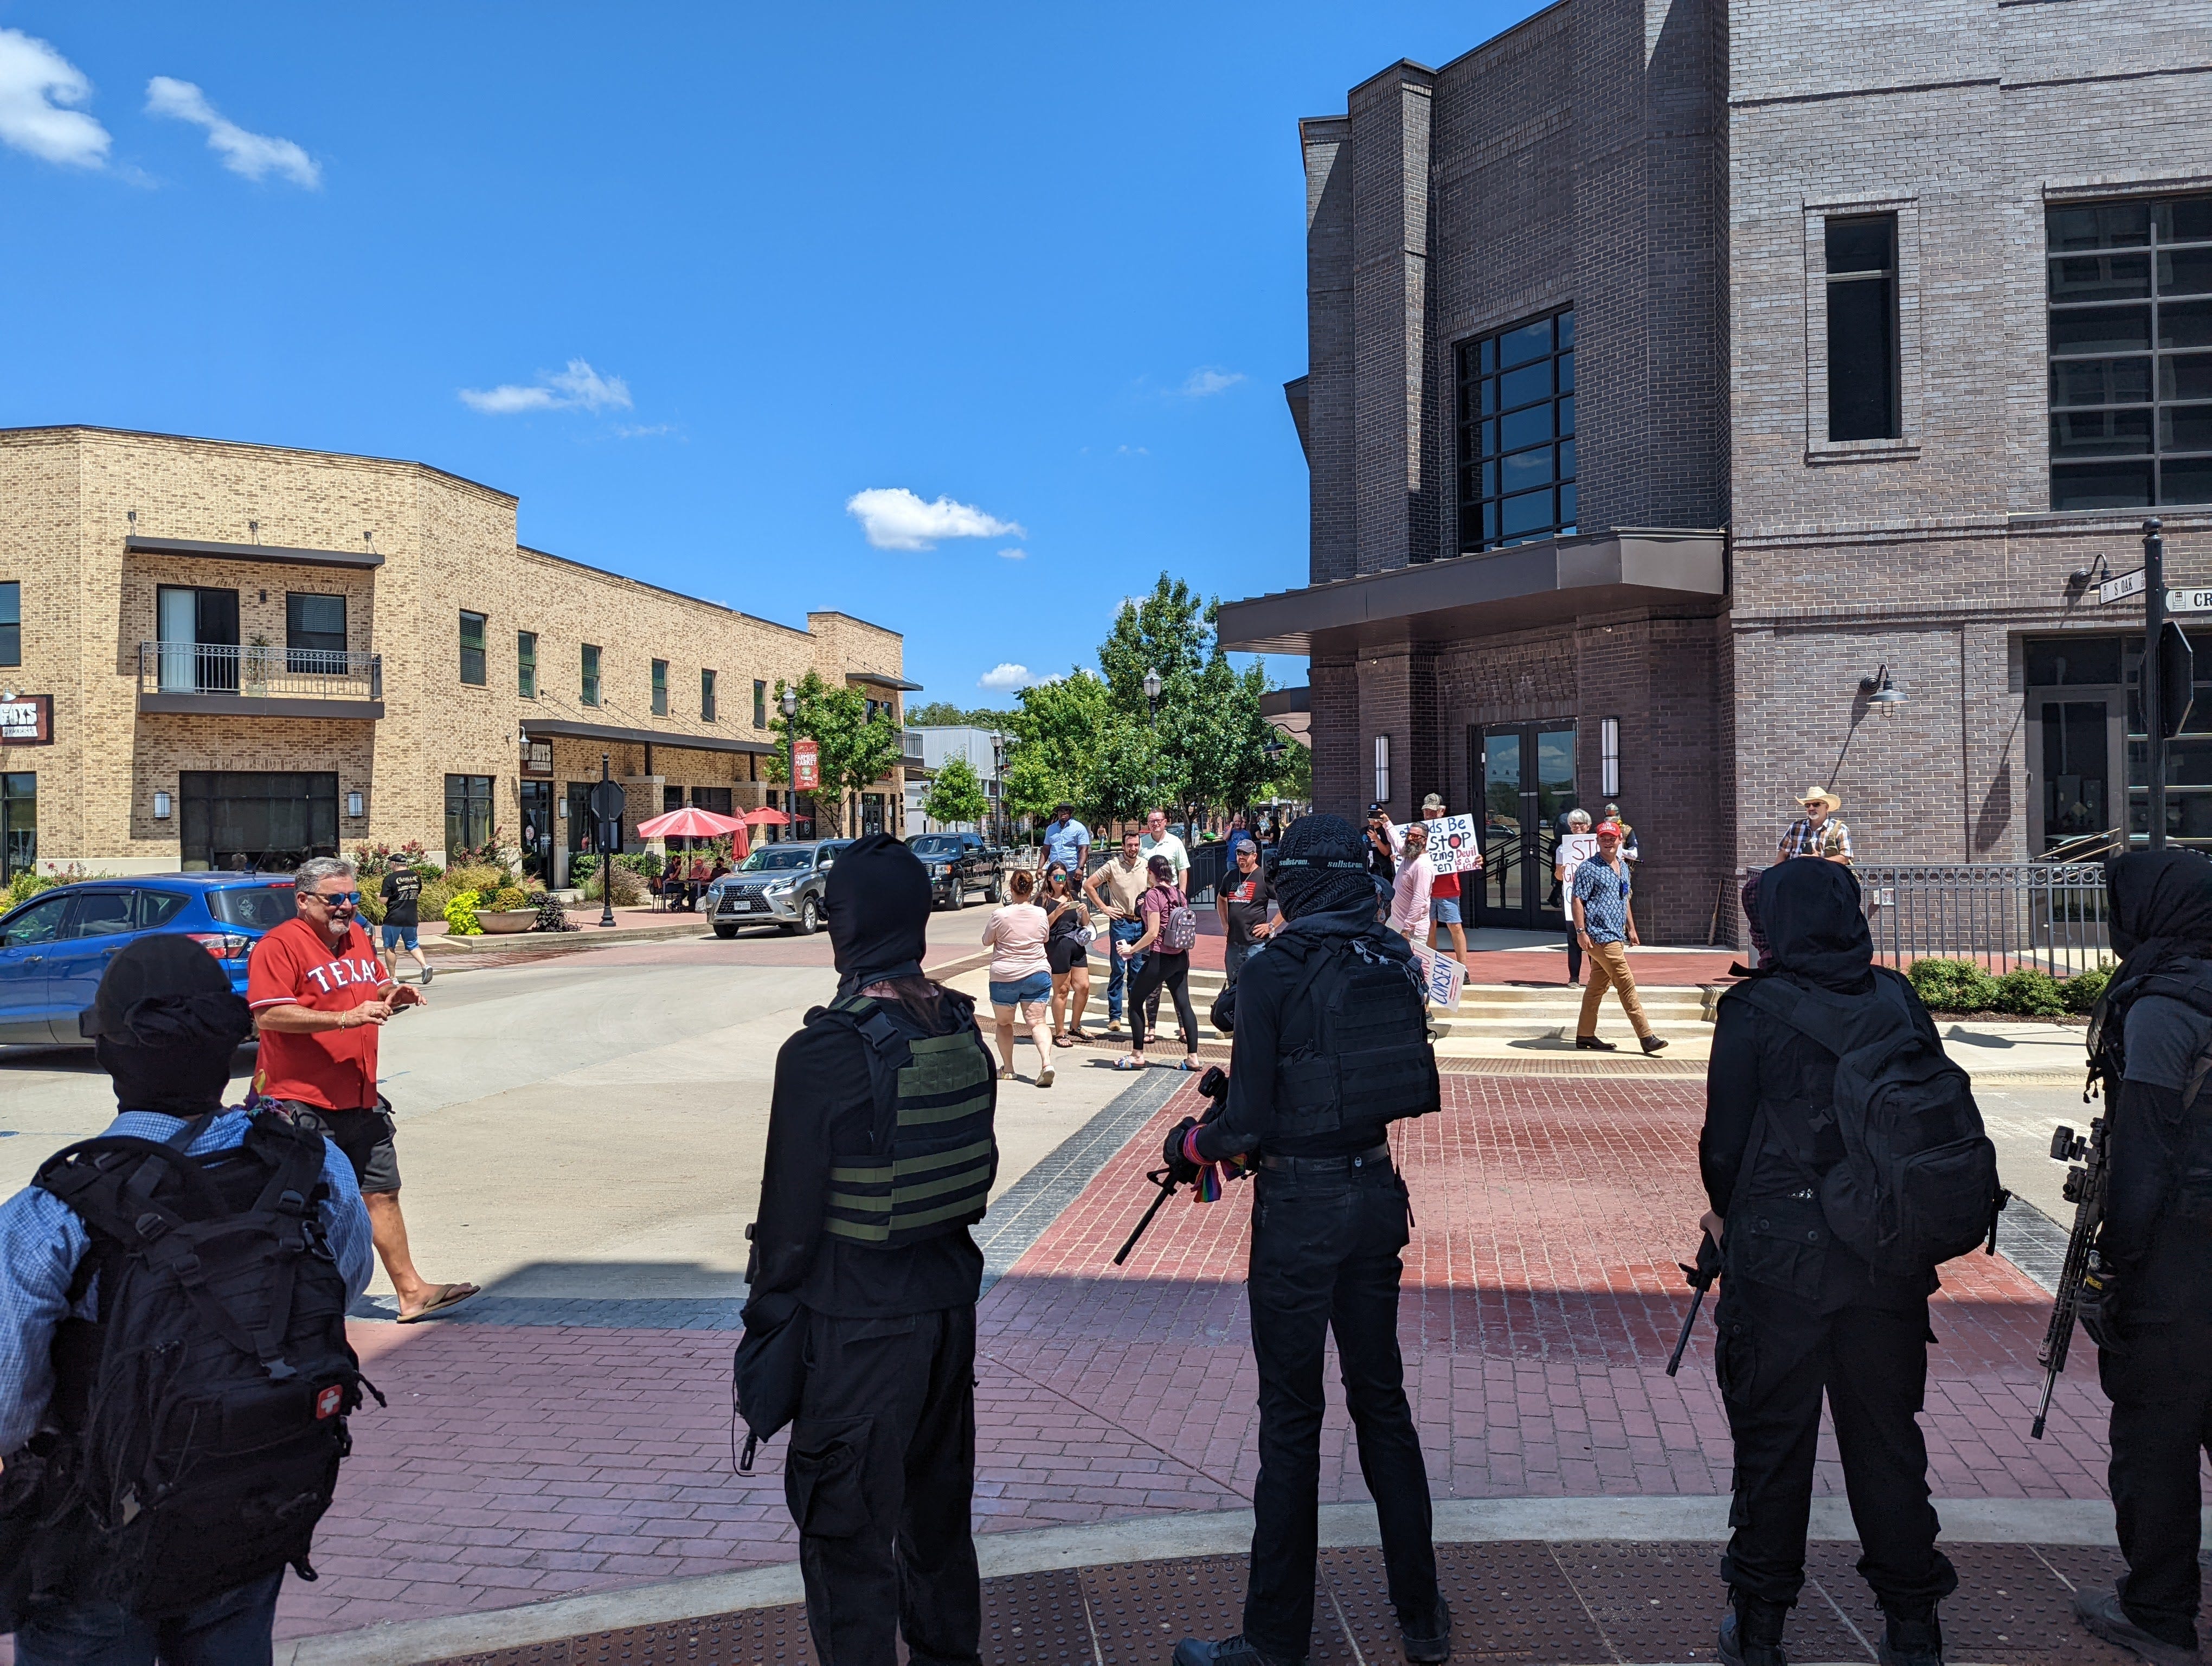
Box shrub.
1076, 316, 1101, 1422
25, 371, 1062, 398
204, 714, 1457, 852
567, 854, 599, 886
445, 862, 508, 898
1907, 957, 2000, 1013
2063, 960, 2116, 1014
356, 886, 387, 926
444, 890, 483, 936
491, 885, 529, 912
616, 851, 663, 877
586, 864, 645, 907
1992, 967, 2067, 1018
350, 839, 433, 879
419, 877, 455, 922
6, 868, 62, 907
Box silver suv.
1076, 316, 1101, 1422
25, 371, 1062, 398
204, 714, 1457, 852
708, 840, 851, 937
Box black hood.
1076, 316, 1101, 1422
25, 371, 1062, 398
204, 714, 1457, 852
86, 934, 253, 1116
2104, 848, 2212, 999
1756, 860, 1874, 993
824, 834, 932, 995
1271, 813, 1374, 920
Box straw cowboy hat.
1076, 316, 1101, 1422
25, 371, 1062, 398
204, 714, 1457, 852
1795, 786, 1843, 811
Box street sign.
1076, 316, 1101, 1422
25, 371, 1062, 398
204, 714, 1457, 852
2159, 619, 2196, 738
588, 780, 626, 824
1423, 812, 1482, 875
2099, 567, 2146, 605
2170, 588, 2212, 614
794, 738, 820, 791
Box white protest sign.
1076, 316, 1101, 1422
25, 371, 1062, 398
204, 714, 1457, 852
1555, 832, 1598, 876
1423, 813, 1483, 876
1407, 941, 1465, 1010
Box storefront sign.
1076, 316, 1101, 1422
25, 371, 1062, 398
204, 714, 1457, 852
0, 694, 53, 745
1423, 812, 1482, 875
794, 738, 820, 791
520, 739, 554, 778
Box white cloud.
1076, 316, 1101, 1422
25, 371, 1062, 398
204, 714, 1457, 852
845, 488, 1024, 552
997, 547, 1026, 561
144, 76, 318, 187
978, 663, 1037, 691
0, 29, 110, 169
1179, 367, 1245, 398
459, 357, 633, 415
1117, 444, 1149, 457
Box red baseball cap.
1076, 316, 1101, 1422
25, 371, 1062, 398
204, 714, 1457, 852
1596, 821, 1624, 837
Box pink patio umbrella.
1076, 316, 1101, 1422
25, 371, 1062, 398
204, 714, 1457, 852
741, 806, 791, 826
635, 805, 749, 861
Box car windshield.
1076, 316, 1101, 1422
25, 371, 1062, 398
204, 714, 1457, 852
209, 882, 298, 932
910, 837, 961, 857
738, 847, 812, 872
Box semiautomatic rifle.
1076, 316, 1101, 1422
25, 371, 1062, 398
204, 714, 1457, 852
1664, 1232, 1722, 1377
1112, 1065, 1231, 1266
2030, 1113, 2110, 1439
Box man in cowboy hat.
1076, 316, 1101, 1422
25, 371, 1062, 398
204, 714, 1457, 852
1779, 788, 1854, 866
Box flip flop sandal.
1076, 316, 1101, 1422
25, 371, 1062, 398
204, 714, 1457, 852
1053, 1035, 1075, 1048
1114, 1055, 1146, 1071
397, 1282, 480, 1324
1068, 1029, 1095, 1043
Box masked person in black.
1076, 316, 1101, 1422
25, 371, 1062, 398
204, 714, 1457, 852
2070, 849, 2212, 1666
745, 834, 997, 1666
1701, 860, 1959, 1666
1169, 814, 1448, 1666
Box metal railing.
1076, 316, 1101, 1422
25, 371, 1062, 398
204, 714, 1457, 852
1748, 862, 2111, 975
139, 642, 382, 701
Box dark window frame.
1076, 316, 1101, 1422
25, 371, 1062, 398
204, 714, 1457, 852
754, 678, 768, 728
285, 591, 347, 674
2048, 190, 2212, 510
459, 610, 487, 687
1454, 307, 1577, 555
1825, 214, 1901, 441
1, 770, 33, 885
517, 630, 538, 699
444, 772, 496, 853
702, 667, 718, 722
0, 580, 19, 667
651, 658, 669, 716
581, 643, 602, 707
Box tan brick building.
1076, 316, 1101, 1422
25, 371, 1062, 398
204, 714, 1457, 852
0, 426, 918, 884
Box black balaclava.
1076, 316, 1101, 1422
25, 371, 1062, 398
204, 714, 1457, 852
84, 934, 254, 1115
824, 833, 933, 997
1755, 858, 1875, 994
2105, 847, 2212, 994
1270, 813, 1376, 924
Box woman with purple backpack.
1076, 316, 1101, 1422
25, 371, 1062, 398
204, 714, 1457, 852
1115, 854, 1201, 1071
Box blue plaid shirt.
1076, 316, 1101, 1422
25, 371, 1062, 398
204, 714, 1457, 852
0, 1108, 374, 1454
1572, 855, 1635, 945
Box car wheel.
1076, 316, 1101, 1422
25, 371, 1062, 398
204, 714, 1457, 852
948, 884, 964, 912
987, 876, 1004, 905
714, 924, 738, 940
798, 896, 821, 934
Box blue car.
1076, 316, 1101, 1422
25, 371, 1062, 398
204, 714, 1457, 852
0, 873, 302, 1046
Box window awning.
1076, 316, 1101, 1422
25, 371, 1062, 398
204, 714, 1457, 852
847, 671, 923, 691
1214, 529, 1727, 655
126, 534, 383, 570
519, 717, 781, 757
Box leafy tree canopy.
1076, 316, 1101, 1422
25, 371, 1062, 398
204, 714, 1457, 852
765, 671, 905, 837
1098, 574, 1211, 719
1000, 671, 1108, 823
906, 700, 1011, 729
922, 753, 988, 828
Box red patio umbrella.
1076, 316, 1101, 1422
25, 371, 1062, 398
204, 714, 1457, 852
742, 806, 791, 826
635, 806, 744, 841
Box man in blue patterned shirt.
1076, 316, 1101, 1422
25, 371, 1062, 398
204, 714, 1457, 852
0, 937, 372, 1664
1572, 821, 1666, 1055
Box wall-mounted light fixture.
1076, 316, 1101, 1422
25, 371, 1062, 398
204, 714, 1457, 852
1374, 735, 1391, 804
1600, 717, 1621, 799
1863, 664, 1906, 714
152, 790, 171, 821
346, 791, 365, 818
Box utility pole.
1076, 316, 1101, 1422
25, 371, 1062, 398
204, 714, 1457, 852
2146, 517, 2167, 850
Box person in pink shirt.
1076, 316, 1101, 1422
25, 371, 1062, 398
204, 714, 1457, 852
1388, 821, 1435, 944
981, 869, 1056, 1086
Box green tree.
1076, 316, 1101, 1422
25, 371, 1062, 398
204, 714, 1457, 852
1000, 672, 1108, 822
1098, 574, 1210, 718
1091, 713, 1168, 829
906, 700, 1008, 729
766, 671, 904, 837
1262, 734, 1313, 803
922, 754, 988, 828
1171, 655, 1276, 818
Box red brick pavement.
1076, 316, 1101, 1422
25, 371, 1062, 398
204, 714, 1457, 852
272, 1077, 2110, 1643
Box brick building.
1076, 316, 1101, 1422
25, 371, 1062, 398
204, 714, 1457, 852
1216, 0, 2212, 942
0, 426, 918, 885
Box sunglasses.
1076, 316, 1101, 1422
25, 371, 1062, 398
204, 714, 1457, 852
309, 890, 362, 907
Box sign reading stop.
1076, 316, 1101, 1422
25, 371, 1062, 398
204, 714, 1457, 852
794, 738, 820, 791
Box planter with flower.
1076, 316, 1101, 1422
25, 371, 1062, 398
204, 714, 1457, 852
474, 885, 541, 934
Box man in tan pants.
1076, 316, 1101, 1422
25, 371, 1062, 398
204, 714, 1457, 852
1571, 821, 1667, 1055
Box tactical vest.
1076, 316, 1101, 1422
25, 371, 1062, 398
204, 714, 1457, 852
1272, 934, 1439, 1139
813, 994, 998, 1248
2100, 966, 2212, 1219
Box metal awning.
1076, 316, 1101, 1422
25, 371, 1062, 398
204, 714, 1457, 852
1215, 529, 1727, 655
520, 717, 781, 757
125, 534, 383, 570
847, 671, 923, 691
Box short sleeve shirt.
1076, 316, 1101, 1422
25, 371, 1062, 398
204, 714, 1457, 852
1043, 818, 1090, 870
1139, 832, 1189, 882
380, 869, 421, 928
2123, 990, 2212, 1091
1219, 868, 1271, 947
247, 916, 391, 1111
1091, 855, 1150, 918
1140, 885, 1189, 956
1780, 817, 1853, 862
1572, 857, 1633, 945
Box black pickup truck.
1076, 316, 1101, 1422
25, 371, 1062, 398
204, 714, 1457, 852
906, 831, 1011, 910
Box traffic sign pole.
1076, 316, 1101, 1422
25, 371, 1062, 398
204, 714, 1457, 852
2147, 518, 2167, 850
593, 753, 622, 926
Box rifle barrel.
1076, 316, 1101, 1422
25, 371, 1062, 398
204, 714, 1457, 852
1112, 1175, 1176, 1266
1665, 1285, 1707, 1378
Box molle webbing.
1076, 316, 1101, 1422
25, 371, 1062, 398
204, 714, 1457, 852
821, 1001, 996, 1246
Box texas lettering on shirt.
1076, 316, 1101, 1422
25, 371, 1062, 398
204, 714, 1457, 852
247, 916, 394, 1111
298, 952, 387, 996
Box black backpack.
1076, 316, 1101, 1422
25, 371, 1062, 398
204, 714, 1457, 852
1731, 973, 2005, 1276
8, 1110, 376, 1620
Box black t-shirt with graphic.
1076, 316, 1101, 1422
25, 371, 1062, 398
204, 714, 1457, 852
1220, 869, 1272, 947
381, 868, 422, 929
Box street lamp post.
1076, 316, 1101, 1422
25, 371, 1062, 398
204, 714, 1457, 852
596, 752, 616, 929
781, 684, 800, 843
1142, 668, 1163, 833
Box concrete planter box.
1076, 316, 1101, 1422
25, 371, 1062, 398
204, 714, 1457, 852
475, 909, 539, 935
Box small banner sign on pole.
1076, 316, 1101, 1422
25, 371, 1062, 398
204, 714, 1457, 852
1407, 941, 1466, 1010
794, 738, 820, 791
1423, 813, 1483, 875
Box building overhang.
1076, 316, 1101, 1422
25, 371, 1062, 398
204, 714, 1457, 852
848, 671, 923, 691
137, 693, 383, 720
520, 716, 782, 757
125, 534, 384, 570
1215, 529, 1728, 656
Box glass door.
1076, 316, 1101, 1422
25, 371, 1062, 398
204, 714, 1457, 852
1474, 721, 1579, 928
1478, 731, 1524, 921
2034, 696, 2115, 852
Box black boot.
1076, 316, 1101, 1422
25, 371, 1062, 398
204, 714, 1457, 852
1719, 1592, 1789, 1666
1400, 1595, 1451, 1663
1172, 1636, 1306, 1666
1877, 1602, 1944, 1666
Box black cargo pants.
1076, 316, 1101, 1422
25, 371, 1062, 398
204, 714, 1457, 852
1243, 1151, 1440, 1662
1714, 1277, 1956, 1614
2100, 1322, 2212, 1650
785, 1305, 980, 1666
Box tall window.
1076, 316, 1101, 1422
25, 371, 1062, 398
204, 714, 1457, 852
702, 668, 718, 722
1827, 216, 1900, 441
517, 630, 537, 699
1, 772, 32, 883
0, 581, 18, 666
444, 773, 493, 853
1456, 308, 1576, 553
651, 658, 669, 716
2049, 192, 2212, 510
754, 678, 768, 728
285, 592, 346, 674
581, 644, 601, 706
459, 610, 487, 686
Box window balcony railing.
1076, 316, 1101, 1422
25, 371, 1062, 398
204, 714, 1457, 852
138, 642, 383, 701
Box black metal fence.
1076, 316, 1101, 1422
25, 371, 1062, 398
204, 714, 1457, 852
1746, 862, 2110, 974
139, 642, 382, 701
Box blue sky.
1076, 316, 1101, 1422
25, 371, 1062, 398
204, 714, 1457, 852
0, 2, 1541, 708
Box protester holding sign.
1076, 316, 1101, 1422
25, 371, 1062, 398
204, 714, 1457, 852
1420, 794, 1478, 971
1555, 810, 1596, 985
